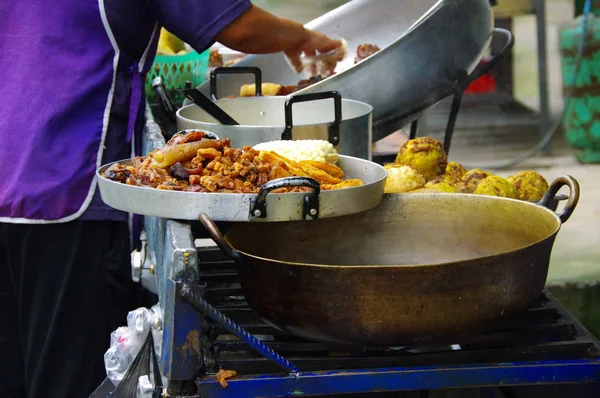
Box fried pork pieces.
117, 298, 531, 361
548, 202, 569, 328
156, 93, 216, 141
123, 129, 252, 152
104, 133, 363, 193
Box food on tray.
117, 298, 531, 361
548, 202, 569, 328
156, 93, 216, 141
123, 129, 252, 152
473, 176, 519, 199
103, 133, 362, 193
355, 43, 381, 64
215, 369, 237, 388
394, 136, 448, 180
253, 139, 339, 164
151, 138, 228, 168
507, 171, 549, 201
383, 136, 551, 201
383, 164, 425, 193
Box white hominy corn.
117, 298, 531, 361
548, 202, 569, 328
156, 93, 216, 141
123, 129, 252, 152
253, 140, 339, 164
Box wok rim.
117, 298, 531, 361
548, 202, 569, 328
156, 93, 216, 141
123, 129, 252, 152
228, 192, 563, 269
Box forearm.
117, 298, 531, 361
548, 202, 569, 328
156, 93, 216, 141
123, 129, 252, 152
215, 5, 309, 54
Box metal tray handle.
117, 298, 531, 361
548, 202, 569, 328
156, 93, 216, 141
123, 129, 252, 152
282, 91, 343, 146
250, 177, 321, 220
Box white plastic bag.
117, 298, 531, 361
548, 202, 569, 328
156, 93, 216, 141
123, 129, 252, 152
104, 304, 163, 387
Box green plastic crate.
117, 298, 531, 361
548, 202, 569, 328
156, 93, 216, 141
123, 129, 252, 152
145, 49, 210, 106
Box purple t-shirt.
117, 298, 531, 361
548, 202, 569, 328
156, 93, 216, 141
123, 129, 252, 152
0, 0, 251, 223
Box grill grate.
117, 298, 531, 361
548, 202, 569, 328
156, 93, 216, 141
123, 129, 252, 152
195, 246, 600, 376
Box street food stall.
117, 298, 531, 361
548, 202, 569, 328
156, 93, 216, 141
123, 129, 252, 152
94, 0, 600, 396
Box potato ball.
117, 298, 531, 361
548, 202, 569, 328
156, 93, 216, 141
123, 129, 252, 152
462, 168, 492, 193
473, 176, 519, 199
507, 171, 549, 202
383, 165, 426, 193
395, 137, 448, 180
424, 177, 462, 193
445, 161, 467, 179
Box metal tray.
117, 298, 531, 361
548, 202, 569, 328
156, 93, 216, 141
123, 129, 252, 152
195, 0, 494, 141
97, 155, 387, 222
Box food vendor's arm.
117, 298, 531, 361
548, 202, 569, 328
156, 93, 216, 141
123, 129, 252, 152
146, 0, 342, 72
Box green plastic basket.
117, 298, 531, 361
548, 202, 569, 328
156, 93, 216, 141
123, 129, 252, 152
145, 49, 210, 106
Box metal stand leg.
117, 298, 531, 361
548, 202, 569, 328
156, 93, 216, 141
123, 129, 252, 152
443, 90, 464, 156
410, 119, 419, 139
535, 0, 551, 153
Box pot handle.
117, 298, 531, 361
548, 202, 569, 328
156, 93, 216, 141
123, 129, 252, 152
210, 66, 263, 100
537, 175, 580, 223
198, 213, 240, 260
251, 177, 321, 220
282, 91, 342, 146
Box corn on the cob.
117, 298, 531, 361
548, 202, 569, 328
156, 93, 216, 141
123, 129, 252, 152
253, 140, 339, 164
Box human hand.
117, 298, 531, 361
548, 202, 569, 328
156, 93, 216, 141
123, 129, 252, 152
284, 30, 345, 74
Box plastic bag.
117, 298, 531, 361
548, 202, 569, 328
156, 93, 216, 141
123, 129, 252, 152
113, 331, 162, 398
104, 304, 163, 387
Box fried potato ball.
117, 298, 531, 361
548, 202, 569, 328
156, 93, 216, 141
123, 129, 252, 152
507, 171, 549, 202
395, 137, 448, 180
462, 168, 493, 193
445, 161, 467, 179
473, 176, 519, 199
424, 177, 461, 193
384, 164, 426, 193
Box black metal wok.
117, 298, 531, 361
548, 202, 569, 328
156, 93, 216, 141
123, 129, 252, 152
199, 176, 580, 346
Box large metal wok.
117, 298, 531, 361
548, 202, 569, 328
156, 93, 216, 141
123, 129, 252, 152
199, 176, 580, 346
97, 154, 387, 222
197, 0, 495, 141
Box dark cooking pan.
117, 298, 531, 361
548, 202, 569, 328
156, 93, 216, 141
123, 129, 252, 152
199, 176, 580, 346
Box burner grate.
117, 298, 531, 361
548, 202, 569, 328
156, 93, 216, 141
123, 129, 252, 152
194, 247, 600, 377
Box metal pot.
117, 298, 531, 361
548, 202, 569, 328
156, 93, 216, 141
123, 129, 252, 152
199, 176, 580, 346
177, 90, 374, 160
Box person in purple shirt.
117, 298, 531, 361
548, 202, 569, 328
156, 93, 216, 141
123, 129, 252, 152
0, 1, 342, 396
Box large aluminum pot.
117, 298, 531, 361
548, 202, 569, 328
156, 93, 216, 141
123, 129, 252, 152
199, 176, 580, 346
196, 0, 494, 140
177, 91, 374, 160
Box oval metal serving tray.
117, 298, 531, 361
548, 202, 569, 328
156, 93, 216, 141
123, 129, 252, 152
97, 155, 387, 222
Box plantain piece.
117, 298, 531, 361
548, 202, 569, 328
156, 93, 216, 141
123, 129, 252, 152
295, 161, 342, 185
507, 171, 549, 202
474, 176, 519, 199
302, 160, 345, 179
395, 137, 447, 180
268, 165, 292, 180
151, 139, 228, 168
257, 151, 309, 177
